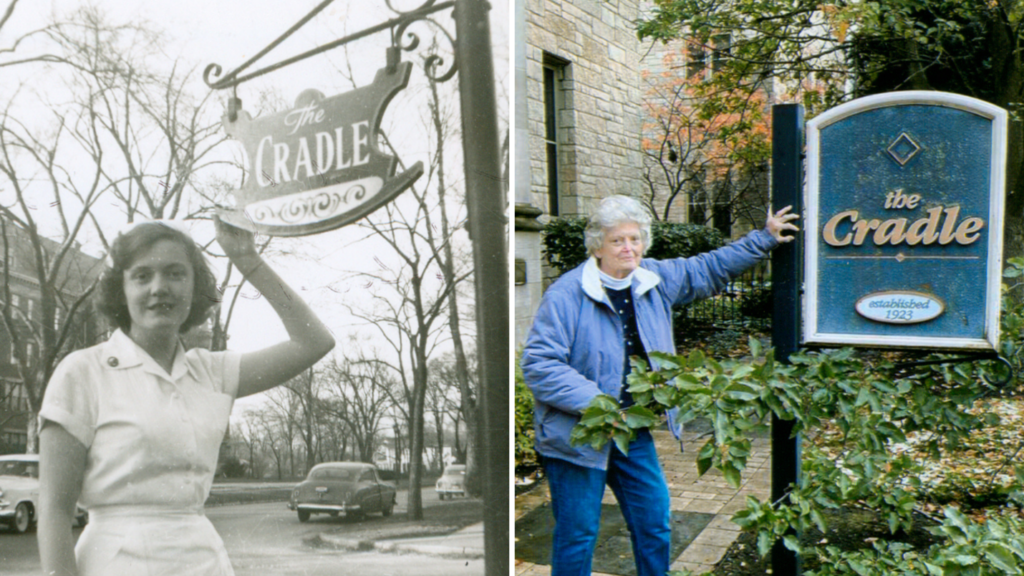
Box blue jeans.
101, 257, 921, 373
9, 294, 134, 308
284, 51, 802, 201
543, 429, 671, 576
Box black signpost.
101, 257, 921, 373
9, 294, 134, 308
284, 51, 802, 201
770, 103, 804, 576
453, 1, 509, 574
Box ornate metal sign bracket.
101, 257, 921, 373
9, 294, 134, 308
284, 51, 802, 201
203, 0, 458, 93
892, 351, 1015, 389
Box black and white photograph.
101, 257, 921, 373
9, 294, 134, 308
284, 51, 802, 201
0, 0, 509, 575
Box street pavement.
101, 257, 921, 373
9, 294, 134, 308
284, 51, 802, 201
515, 428, 773, 575
1, 487, 486, 576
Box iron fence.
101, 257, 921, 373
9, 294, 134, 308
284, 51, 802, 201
674, 260, 772, 332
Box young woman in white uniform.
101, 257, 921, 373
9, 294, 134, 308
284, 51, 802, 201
36, 219, 335, 576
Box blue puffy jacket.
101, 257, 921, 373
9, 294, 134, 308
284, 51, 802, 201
521, 229, 779, 470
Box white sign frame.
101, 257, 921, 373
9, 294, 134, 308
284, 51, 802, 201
804, 91, 1007, 350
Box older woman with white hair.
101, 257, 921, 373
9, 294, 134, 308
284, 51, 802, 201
521, 195, 798, 576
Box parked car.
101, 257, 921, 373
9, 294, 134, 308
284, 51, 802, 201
435, 464, 466, 500
0, 454, 88, 533
288, 462, 396, 522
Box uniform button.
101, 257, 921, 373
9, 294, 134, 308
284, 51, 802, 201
107, 357, 119, 367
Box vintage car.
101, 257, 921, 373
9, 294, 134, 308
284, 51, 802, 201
0, 454, 88, 533
288, 462, 397, 522
435, 464, 466, 500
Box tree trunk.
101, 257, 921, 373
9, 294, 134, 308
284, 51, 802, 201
429, 74, 481, 497
434, 410, 445, 471
406, 351, 429, 520
25, 411, 38, 454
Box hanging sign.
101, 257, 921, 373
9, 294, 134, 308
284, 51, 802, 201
219, 60, 423, 236
804, 92, 1007, 350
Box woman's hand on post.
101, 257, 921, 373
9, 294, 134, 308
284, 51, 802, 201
766, 205, 800, 243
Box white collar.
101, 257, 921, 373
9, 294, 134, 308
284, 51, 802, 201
581, 257, 661, 305
599, 269, 633, 290
102, 328, 193, 382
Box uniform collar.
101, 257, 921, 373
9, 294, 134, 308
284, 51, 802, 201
102, 328, 193, 382
581, 257, 661, 304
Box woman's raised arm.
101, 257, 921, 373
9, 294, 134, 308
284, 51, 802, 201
215, 217, 336, 398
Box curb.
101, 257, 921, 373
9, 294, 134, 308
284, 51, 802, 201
316, 534, 376, 551
316, 532, 484, 559
374, 541, 486, 559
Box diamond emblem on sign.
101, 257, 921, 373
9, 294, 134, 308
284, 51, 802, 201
887, 132, 921, 166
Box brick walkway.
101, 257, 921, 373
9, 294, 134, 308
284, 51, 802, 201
514, 428, 772, 575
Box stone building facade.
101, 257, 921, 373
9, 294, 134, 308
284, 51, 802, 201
514, 0, 647, 345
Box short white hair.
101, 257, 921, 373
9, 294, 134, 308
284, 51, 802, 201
584, 195, 653, 256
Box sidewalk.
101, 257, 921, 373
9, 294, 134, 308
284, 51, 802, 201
318, 521, 485, 559
515, 427, 772, 575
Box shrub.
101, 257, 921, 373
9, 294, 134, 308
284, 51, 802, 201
216, 454, 249, 479
738, 286, 773, 319
541, 216, 726, 275
540, 217, 589, 275
573, 275, 1024, 573
515, 356, 537, 469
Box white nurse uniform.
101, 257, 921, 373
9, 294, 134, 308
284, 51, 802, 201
40, 329, 242, 576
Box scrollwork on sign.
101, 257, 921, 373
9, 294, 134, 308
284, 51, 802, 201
393, 15, 458, 82
203, 63, 226, 90
248, 180, 380, 227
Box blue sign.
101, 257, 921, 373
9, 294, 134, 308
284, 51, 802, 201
804, 92, 1007, 350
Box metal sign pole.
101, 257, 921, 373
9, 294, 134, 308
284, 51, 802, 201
771, 103, 804, 576
453, 1, 509, 575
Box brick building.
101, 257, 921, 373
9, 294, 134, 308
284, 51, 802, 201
0, 218, 104, 454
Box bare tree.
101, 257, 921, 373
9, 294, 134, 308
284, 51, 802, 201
320, 353, 396, 463
43, 8, 302, 355
425, 356, 461, 470
640, 45, 772, 228
0, 96, 109, 453
424, 65, 481, 495
229, 419, 264, 479
343, 197, 455, 519
428, 351, 477, 464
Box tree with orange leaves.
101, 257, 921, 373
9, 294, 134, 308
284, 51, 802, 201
640, 39, 772, 232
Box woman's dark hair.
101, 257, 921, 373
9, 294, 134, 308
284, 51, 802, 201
96, 222, 219, 333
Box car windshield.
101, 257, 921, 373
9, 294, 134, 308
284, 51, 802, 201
310, 467, 361, 481
0, 460, 37, 478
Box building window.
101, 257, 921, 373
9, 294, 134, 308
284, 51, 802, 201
712, 34, 731, 74
26, 298, 33, 321
687, 41, 706, 79
11, 294, 19, 309
688, 34, 731, 80
543, 54, 568, 217
54, 307, 61, 330
713, 202, 733, 237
